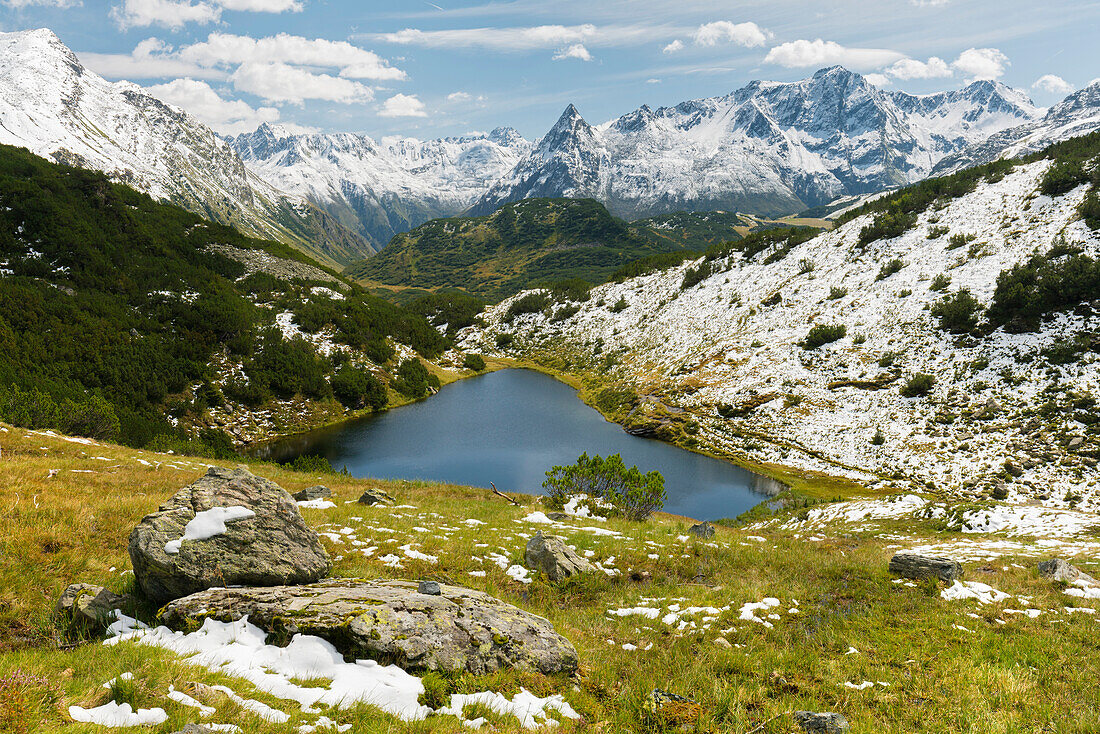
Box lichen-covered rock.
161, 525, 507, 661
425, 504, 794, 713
357, 487, 395, 506
160, 579, 578, 675
293, 485, 331, 502
525, 531, 594, 582
129, 467, 331, 604
1038, 557, 1097, 585
688, 522, 715, 538
55, 583, 129, 629
794, 711, 850, 733
888, 553, 963, 583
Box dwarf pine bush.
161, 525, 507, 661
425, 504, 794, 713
543, 452, 666, 521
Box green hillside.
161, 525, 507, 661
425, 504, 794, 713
629, 210, 747, 250
348, 198, 694, 300
0, 144, 451, 452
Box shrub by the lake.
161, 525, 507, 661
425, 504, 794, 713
392, 358, 441, 399
543, 452, 666, 521
462, 353, 486, 371
331, 366, 388, 411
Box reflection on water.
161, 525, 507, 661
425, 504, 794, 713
255, 369, 777, 521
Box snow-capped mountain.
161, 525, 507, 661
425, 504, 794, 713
471, 67, 1040, 218
0, 28, 373, 268
933, 81, 1100, 175
465, 148, 1100, 506
229, 124, 532, 249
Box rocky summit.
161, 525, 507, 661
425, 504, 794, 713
128, 467, 331, 603
159, 579, 579, 675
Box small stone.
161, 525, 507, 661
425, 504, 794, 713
1038, 558, 1097, 585
889, 553, 963, 583
525, 531, 595, 582
418, 580, 441, 595
1068, 437, 1085, 450
55, 583, 129, 630
293, 485, 331, 502
714, 636, 732, 648
1003, 460, 1024, 477
169, 726, 215, 734
545, 512, 569, 522
357, 487, 395, 506
793, 711, 850, 733
688, 522, 715, 538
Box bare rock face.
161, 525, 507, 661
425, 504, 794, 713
888, 553, 963, 583
1038, 558, 1098, 585
129, 467, 331, 604
159, 579, 578, 675
525, 531, 595, 582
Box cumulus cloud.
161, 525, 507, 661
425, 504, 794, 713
691, 21, 768, 48
3, 0, 81, 7
1032, 74, 1074, 95
110, 0, 302, 30
864, 73, 891, 87
378, 93, 428, 118
144, 78, 279, 134
763, 39, 904, 71
179, 32, 406, 80
111, 0, 220, 30
376, 24, 597, 51
78, 38, 223, 80
230, 62, 374, 104
553, 43, 592, 61
887, 56, 952, 80
952, 47, 1008, 80
662, 39, 684, 54
446, 91, 486, 103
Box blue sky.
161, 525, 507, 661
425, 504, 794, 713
2, 0, 1097, 140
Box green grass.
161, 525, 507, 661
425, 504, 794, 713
1, 424, 1097, 732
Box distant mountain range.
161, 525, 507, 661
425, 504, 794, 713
0, 29, 374, 269
229, 125, 531, 251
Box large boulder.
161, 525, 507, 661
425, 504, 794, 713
160, 579, 578, 675
525, 531, 594, 582
889, 553, 963, 583
129, 467, 331, 604
1038, 558, 1098, 585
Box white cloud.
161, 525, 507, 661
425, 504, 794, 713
645, 78, 661, 84
179, 33, 406, 80
378, 93, 428, 118
662, 39, 684, 54
553, 43, 592, 61
446, 91, 486, 103
910, 0, 951, 5
144, 78, 279, 134
691, 21, 768, 48
111, 0, 220, 30
78, 38, 224, 80
3, 0, 81, 7
1032, 74, 1074, 95
370, 23, 680, 54
215, 0, 301, 9
230, 62, 374, 105
763, 39, 904, 71
887, 56, 952, 80
951, 47, 1008, 80
864, 73, 891, 87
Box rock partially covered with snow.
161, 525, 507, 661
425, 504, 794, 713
129, 467, 331, 603
159, 579, 578, 675
292, 485, 331, 502
1038, 558, 1098, 585
888, 553, 963, 583
357, 487, 394, 506
525, 531, 595, 582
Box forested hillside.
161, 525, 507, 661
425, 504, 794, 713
0, 144, 458, 452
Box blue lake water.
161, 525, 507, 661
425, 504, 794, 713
256, 369, 777, 521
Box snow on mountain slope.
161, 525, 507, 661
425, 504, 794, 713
934, 82, 1100, 175
0, 28, 372, 268
471, 67, 1040, 219
464, 158, 1099, 508
229, 124, 531, 249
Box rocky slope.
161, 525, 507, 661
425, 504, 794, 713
934, 82, 1100, 174
471, 67, 1040, 219
463, 138, 1100, 508
229, 124, 532, 250
0, 28, 372, 269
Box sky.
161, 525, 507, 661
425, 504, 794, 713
0, 0, 1097, 141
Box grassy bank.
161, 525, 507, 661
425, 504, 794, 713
4, 424, 1097, 732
